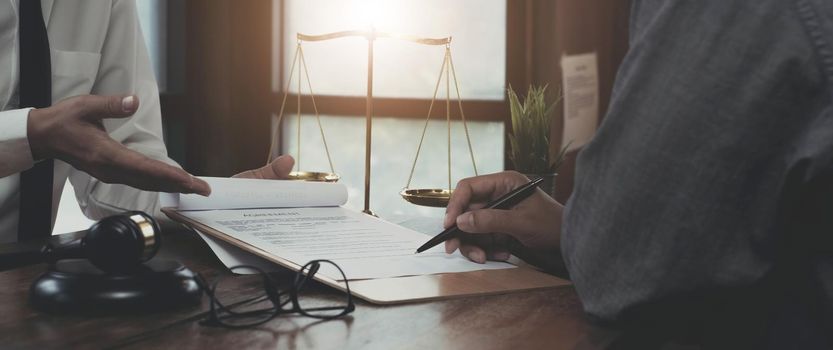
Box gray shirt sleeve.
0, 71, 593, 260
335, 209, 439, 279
562, 0, 833, 327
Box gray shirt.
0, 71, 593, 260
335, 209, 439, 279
563, 0, 833, 347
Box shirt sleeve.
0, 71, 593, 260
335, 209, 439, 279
562, 0, 833, 325
0, 108, 34, 177
68, 0, 174, 220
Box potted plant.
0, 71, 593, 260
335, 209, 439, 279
507, 84, 571, 199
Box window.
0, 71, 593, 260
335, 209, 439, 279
273, 0, 509, 218
277, 0, 505, 99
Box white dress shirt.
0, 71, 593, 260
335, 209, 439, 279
0, 0, 173, 243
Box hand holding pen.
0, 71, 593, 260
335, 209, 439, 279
436, 171, 565, 269
417, 176, 544, 253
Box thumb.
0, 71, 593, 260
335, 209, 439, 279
232, 155, 295, 179
268, 155, 295, 178
80, 95, 139, 121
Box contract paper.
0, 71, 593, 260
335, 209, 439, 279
182, 207, 513, 281
160, 177, 348, 210
167, 178, 514, 280
194, 216, 446, 275
198, 231, 283, 273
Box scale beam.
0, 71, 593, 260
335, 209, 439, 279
297, 31, 451, 46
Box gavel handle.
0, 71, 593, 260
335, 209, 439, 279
0, 239, 45, 271
0, 230, 87, 272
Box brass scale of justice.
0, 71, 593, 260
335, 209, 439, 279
269, 29, 479, 214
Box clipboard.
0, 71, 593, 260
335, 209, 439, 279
163, 207, 569, 304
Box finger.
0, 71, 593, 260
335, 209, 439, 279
444, 238, 460, 254
459, 244, 486, 264
444, 181, 473, 229
90, 140, 211, 195
233, 155, 295, 179
116, 157, 211, 195
487, 249, 511, 261
78, 95, 140, 121
444, 174, 495, 228
485, 233, 512, 261
231, 169, 258, 179
443, 171, 529, 229
268, 155, 295, 178
186, 176, 212, 196
456, 209, 523, 236
456, 232, 513, 261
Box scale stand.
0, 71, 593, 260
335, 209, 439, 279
272, 28, 478, 213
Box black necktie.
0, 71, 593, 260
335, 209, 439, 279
17, 0, 54, 241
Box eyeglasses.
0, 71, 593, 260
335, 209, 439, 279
195, 259, 355, 329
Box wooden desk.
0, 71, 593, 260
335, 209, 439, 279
0, 228, 620, 349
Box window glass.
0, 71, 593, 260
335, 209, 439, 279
277, 0, 506, 100
277, 115, 504, 218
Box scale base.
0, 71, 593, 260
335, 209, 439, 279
400, 188, 453, 208
29, 259, 202, 314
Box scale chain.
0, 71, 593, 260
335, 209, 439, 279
297, 43, 302, 171
404, 50, 449, 189
446, 47, 451, 191
404, 46, 478, 191
299, 45, 336, 174
268, 45, 301, 164
448, 51, 478, 176
270, 43, 336, 175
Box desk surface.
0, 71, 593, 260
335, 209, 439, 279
0, 228, 620, 349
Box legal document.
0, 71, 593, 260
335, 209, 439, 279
167, 178, 514, 281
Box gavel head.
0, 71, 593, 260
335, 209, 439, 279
82, 211, 162, 274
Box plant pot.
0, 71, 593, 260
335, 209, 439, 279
524, 173, 557, 199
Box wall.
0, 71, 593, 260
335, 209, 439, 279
183, 0, 273, 176
528, 0, 631, 203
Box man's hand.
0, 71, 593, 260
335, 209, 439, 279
232, 155, 294, 179
443, 171, 564, 269
27, 94, 210, 195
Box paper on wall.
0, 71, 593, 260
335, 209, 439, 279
560, 52, 599, 151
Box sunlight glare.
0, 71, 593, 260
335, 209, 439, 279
348, 0, 399, 30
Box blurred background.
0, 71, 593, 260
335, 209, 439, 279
56, 0, 631, 232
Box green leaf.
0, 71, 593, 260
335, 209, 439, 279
507, 84, 567, 173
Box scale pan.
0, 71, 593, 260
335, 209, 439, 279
400, 188, 453, 208
287, 171, 340, 182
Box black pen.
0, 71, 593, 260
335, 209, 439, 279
415, 177, 544, 253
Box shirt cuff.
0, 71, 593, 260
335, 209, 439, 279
0, 108, 35, 177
